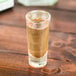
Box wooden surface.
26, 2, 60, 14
0, 0, 76, 76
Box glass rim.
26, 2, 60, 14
25, 10, 51, 24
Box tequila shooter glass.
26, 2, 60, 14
26, 10, 51, 68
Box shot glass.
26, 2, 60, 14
26, 10, 51, 68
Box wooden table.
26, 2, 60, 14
0, 0, 76, 76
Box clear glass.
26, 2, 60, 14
26, 10, 51, 68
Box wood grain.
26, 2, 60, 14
0, 25, 27, 54
0, 3, 76, 33
0, 52, 75, 76
0, 0, 76, 76
53, 0, 76, 11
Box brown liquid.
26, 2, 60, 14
26, 17, 49, 58
27, 25, 49, 58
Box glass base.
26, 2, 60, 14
29, 52, 47, 68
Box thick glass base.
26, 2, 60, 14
29, 52, 47, 68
